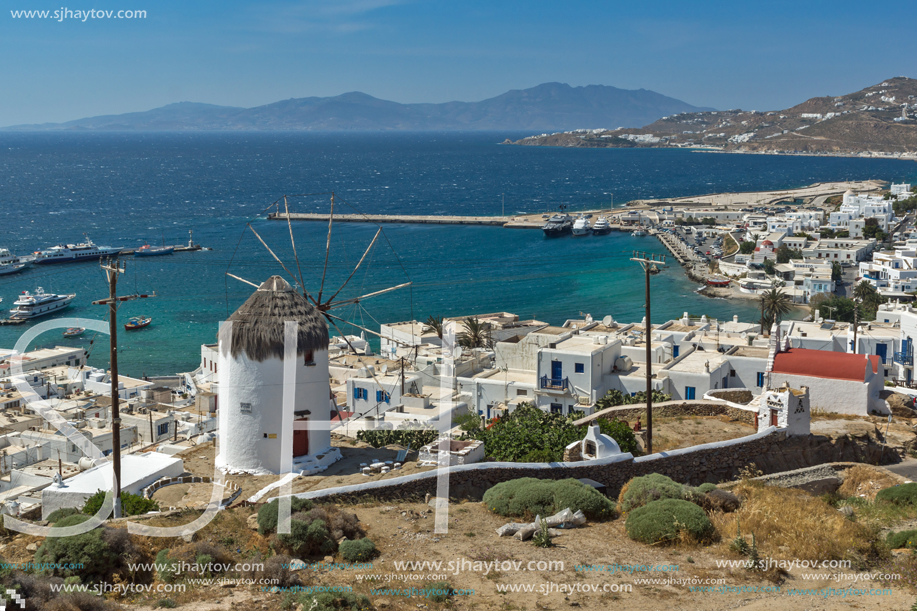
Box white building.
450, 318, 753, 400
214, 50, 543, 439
859, 248, 917, 297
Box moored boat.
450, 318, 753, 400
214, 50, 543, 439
591, 217, 612, 235
124, 316, 152, 330
631, 227, 647, 237
33, 236, 122, 265
542, 213, 573, 237
0, 248, 34, 267
135, 245, 175, 257
0, 263, 26, 276
572, 216, 592, 237
10, 288, 75, 319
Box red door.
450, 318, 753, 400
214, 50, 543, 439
770, 409, 778, 427
754, 413, 759, 429
293, 418, 309, 457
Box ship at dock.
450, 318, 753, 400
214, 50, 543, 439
0, 248, 35, 267
33, 236, 122, 265
9, 288, 75, 319
542, 212, 573, 237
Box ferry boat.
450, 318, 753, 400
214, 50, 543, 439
135, 245, 174, 257
0, 248, 35, 267
9, 288, 75, 319
0, 263, 26, 276
33, 236, 122, 265
542, 213, 573, 237
63, 327, 85, 338
124, 316, 152, 330
592, 217, 611, 235
572, 216, 592, 237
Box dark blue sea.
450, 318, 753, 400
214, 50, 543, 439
1, 132, 915, 376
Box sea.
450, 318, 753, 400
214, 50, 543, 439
0, 131, 915, 377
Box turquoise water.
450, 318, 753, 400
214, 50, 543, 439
0, 132, 914, 376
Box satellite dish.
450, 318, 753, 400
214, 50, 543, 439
453, 346, 463, 359
602, 315, 613, 326
381, 365, 388, 375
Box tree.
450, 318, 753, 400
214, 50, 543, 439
852, 280, 886, 320
809, 293, 858, 322
831, 261, 842, 282
422, 315, 444, 339
739, 241, 756, 255
759, 287, 792, 333
457, 316, 491, 349
763, 258, 776, 276
775, 244, 803, 264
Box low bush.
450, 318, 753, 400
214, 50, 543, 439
696, 483, 718, 494
155, 549, 180, 584
423, 581, 455, 603
82, 490, 158, 517
483, 478, 615, 520
283, 591, 372, 611
339, 538, 376, 562
253, 555, 301, 589
876, 483, 917, 506
886, 529, 917, 549
625, 499, 716, 545
45, 508, 82, 524
257, 497, 314, 535
34, 515, 140, 582
618, 473, 690, 513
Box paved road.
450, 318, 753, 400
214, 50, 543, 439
883, 458, 917, 481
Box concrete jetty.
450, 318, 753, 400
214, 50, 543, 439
267, 212, 510, 226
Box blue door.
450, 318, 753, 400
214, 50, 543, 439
685, 386, 696, 400
876, 343, 888, 365
673, 345, 680, 358
551, 360, 563, 381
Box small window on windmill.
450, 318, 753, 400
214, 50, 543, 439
304, 351, 315, 367
240, 402, 252, 414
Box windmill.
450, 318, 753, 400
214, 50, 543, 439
224, 193, 418, 441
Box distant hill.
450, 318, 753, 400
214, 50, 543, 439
511, 77, 917, 156
3, 83, 712, 132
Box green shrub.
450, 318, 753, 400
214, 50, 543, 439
596, 418, 640, 454
45, 507, 83, 524
876, 483, 917, 506
483, 478, 615, 520
619, 474, 690, 513
34, 514, 134, 581
284, 591, 372, 611
277, 518, 336, 557
155, 599, 177, 609
625, 499, 716, 545
532, 519, 554, 549
155, 549, 180, 584
696, 483, 718, 494
886, 529, 917, 549
339, 538, 376, 562
82, 490, 159, 517
423, 581, 454, 603
257, 497, 314, 535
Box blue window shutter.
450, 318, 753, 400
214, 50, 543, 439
757, 372, 764, 387
353, 387, 359, 400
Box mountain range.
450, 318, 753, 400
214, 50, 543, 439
512, 77, 917, 156
3, 83, 712, 132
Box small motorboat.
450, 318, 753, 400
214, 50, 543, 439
135, 245, 175, 257
124, 316, 152, 330
63, 327, 85, 338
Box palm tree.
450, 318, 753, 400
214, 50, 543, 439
457, 316, 491, 349
422, 315, 443, 339
853, 280, 877, 302
759, 287, 793, 334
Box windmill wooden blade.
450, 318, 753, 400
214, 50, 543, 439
317, 192, 335, 304
225, 272, 260, 288
246, 223, 302, 292
283, 195, 310, 301
324, 228, 382, 305
324, 312, 416, 347
324, 282, 412, 310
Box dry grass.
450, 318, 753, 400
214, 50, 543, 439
710, 482, 875, 562
809, 407, 861, 421
838, 465, 900, 500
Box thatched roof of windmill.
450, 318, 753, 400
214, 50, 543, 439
222, 275, 329, 362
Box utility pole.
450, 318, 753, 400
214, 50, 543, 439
630, 251, 666, 455
502, 193, 505, 217
92, 258, 154, 519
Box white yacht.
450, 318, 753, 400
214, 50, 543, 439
631, 227, 647, 237
0, 248, 35, 267
33, 236, 122, 265
572, 216, 592, 237
10, 288, 75, 319
592, 217, 611, 235
0, 263, 26, 276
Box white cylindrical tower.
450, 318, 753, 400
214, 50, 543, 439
216, 276, 330, 475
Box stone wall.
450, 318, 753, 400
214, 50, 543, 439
283, 421, 897, 507
575, 400, 756, 427
706, 389, 754, 405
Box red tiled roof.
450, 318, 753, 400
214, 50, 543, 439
331, 411, 354, 422
772, 348, 879, 382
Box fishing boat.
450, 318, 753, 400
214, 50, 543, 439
572, 216, 592, 237
33, 236, 122, 265
124, 316, 152, 330
0, 263, 26, 276
591, 217, 611, 235
9, 288, 75, 319
631, 227, 647, 237
63, 327, 85, 338
135, 245, 175, 257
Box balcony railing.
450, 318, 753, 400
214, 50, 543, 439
539, 376, 570, 391
894, 351, 913, 366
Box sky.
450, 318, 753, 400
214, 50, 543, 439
2, 0, 916, 125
